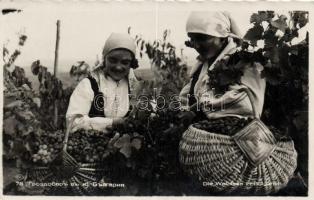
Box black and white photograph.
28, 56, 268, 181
1, 0, 311, 197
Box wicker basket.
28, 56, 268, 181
24, 117, 110, 195
179, 88, 298, 195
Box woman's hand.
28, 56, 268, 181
176, 111, 196, 126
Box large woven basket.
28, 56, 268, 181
179, 88, 298, 195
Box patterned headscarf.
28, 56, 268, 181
186, 11, 242, 38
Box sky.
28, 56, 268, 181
1, 2, 309, 74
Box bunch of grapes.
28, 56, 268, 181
30, 129, 119, 166
193, 117, 253, 136
32, 144, 54, 164
31, 130, 65, 165
207, 58, 244, 94
66, 129, 110, 163
150, 109, 181, 132
37, 131, 64, 151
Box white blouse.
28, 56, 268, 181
66, 71, 130, 133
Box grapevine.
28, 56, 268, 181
31, 60, 73, 130
131, 29, 189, 103
206, 11, 308, 94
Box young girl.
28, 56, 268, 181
66, 33, 138, 133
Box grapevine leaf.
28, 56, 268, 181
119, 144, 132, 158
250, 12, 269, 24
3, 117, 19, 136
266, 11, 275, 19
294, 11, 309, 28
24, 140, 32, 152
252, 49, 267, 64
145, 43, 152, 58
136, 38, 141, 46
141, 40, 145, 51
3, 46, 9, 58
241, 41, 249, 50
131, 138, 142, 150
270, 15, 288, 32
163, 30, 168, 41
38, 67, 43, 83
243, 24, 264, 46
16, 111, 35, 123
264, 47, 280, 64
18, 35, 27, 46
108, 132, 120, 148
263, 29, 278, 49
250, 13, 261, 24
114, 134, 131, 149
250, 13, 263, 24
4, 100, 23, 109
22, 84, 31, 91
12, 138, 27, 155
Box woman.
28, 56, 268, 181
178, 11, 266, 123
66, 33, 138, 133
178, 13, 299, 195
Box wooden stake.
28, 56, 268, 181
54, 20, 60, 128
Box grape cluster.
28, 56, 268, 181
32, 144, 54, 164
66, 129, 110, 163
151, 109, 181, 129
32, 130, 64, 165
207, 58, 244, 94
193, 117, 253, 136
31, 129, 112, 165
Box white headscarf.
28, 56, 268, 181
102, 33, 136, 57
93, 33, 138, 81
186, 11, 242, 38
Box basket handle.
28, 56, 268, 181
239, 87, 259, 119
63, 114, 83, 151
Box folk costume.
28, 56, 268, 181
66, 33, 136, 133
180, 12, 266, 119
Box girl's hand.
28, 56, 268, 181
112, 117, 128, 130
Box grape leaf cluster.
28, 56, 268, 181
31, 60, 73, 130
131, 29, 189, 99
206, 11, 308, 93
